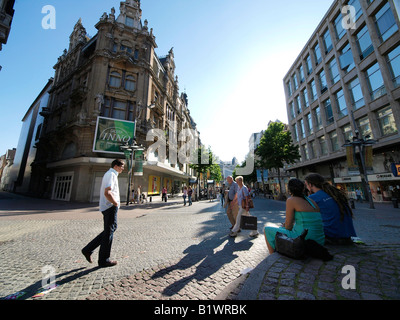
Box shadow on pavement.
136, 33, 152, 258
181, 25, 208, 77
1, 266, 100, 300
151, 236, 254, 297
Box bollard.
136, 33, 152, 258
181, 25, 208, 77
393, 198, 398, 209
350, 199, 355, 209
150, 196, 152, 203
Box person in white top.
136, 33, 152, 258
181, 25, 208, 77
82, 159, 125, 268
183, 186, 188, 206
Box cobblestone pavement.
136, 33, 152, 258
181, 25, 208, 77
0, 193, 268, 300
85, 235, 266, 300
230, 244, 400, 300
1, 192, 400, 301
228, 201, 400, 301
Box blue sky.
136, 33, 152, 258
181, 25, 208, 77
0, 0, 334, 162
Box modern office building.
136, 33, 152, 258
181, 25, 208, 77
29, 0, 199, 202
284, 0, 400, 202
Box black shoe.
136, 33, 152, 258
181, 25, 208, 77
81, 249, 92, 263
98, 260, 118, 268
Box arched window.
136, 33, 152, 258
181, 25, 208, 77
109, 71, 121, 88
112, 42, 118, 53
125, 75, 136, 91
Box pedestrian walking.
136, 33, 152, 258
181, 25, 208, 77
209, 187, 213, 202
220, 184, 226, 207
183, 186, 188, 206
188, 186, 193, 206
230, 176, 258, 238
82, 159, 125, 268
226, 176, 239, 230
137, 185, 142, 204
355, 188, 363, 203
162, 187, 167, 202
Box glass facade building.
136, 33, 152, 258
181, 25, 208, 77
284, 0, 400, 202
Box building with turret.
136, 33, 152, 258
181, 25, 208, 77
29, 0, 199, 202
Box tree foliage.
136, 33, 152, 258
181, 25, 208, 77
256, 122, 300, 170
233, 158, 257, 184
189, 146, 222, 182
256, 122, 300, 196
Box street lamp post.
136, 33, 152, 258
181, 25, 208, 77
120, 140, 145, 206
343, 131, 377, 210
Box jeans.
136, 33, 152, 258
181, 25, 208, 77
82, 205, 118, 264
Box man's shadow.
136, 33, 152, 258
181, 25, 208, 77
151, 235, 254, 297
1, 266, 100, 300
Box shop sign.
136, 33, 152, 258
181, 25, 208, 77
391, 163, 400, 177
256, 170, 262, 183
334, 176, 362, 183
93, 117, 136, 154
368, 173, 400, 181
346, 146, 360, 176
346, 146, 357, 169
263, 169, 269, 183
365, 146, 373, 171
163, 178, 172, 192
148, 175, 161, 195
134, 149, 144, 176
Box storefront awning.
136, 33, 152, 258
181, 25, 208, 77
144, 161, 194, 180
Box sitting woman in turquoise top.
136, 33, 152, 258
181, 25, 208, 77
264, 179, 325, 254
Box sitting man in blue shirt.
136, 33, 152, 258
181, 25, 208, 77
305, 173, 357, 245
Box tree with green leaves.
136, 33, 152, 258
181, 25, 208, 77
233, 155, 257, 185
189, 146, 222, 197
256, 121, 300, 197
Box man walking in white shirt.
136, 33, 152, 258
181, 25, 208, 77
82, 159, 125, 268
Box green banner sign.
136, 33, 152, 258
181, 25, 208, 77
93, 117, 136, 154
134, 149, 144, 176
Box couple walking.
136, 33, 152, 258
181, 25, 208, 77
225, 176, 258, 238
183, 186, 193, 206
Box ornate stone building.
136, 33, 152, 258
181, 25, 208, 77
31, 0, 199, 202
0, 0, 15, 52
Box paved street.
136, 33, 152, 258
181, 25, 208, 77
1, 192, 399, 301
0, 192, 270, 300
231, 200, 400, 301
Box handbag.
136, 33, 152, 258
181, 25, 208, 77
240, 215, 258, 230
241, 189, 254, 209
275, 229, 308, 259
